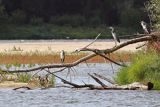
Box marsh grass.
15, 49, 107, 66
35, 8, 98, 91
0, 50, 132, 88
115, 50, 160, 89
49, 75, 55, 87
0, 51, 132, 64
16, 73, 32, 83
0, 71, 56, 88
0, 63, 56, 88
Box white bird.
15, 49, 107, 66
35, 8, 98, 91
140, 21, 149, 34
109, 27, 120, 46
60, 50, 65, 63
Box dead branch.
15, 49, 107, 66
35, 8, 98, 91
52, 67, 67, 73
136, 43, 147, 49
13, 86, 31, 90
88, 73, 108, 88
79, 35, 152, 53
74, 33, 101, 52
94, 52, 127, 67
83, 33, 101, 48
93, 73, 115, 84
46, 68, 153, 90
46, 70, 95, 88
0, 35, 154, 73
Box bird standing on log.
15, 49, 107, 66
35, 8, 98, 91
60, 50, 65, 64
140, 21, 150, 34
109, 27, 120, 47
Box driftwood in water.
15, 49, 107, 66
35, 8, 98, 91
110, 82, 153, 90
93, 73, 115, 84
50, 71, 154, 90
2, 32, 159, 91
66, 81, 153, 90
13, 86, 31, 90
88, 73, 107, 88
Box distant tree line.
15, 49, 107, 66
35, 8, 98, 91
0, 0, 150, 27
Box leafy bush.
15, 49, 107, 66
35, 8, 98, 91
115, 50, 160, 89
145, 0, 160, 29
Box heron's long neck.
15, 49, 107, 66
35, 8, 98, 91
111, 28, 114, 33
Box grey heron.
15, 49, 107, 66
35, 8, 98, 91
60, 50, 65, 63
140, 21, 149, 34
109, 27, 120, 46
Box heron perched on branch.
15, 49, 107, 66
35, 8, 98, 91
60, 50, 65, 63
109, 27, 120, 46
140, 21, 150, 34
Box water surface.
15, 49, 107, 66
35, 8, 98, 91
0, 63, 159, 107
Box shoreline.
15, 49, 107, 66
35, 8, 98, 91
0, 40, 144, 53
0, 40, 143, 64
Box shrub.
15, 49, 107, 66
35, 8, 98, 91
145, 0, 160, 29
115, 50, 160, 89
16, 73, 32, 83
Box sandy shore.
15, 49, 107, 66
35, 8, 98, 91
0, 40, 144, 53
0, 81, 28, 88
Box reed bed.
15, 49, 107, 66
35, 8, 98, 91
0, 51, 133, 64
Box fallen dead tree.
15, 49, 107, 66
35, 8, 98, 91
0, 32, 159, 90
46, 70, 154, 90
0, 34, 156, 73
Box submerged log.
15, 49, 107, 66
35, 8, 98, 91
93, 73, 115, 84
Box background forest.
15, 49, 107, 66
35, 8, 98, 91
0, 0, 159, 39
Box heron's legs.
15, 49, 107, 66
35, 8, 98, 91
114, 41, 117, 47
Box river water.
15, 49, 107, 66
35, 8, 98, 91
0, 63, 160, 107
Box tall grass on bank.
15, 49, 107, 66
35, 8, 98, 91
16, 73, 32, 83
115, 50, 160, 90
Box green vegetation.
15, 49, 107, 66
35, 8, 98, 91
48, 75, 55, 87
0, 24, 138, 39
16, 73, 32, 83
115, 50, 160, 90
145, 0, 160, 29
0, 64, 55, 88
0, 0, 150, 39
